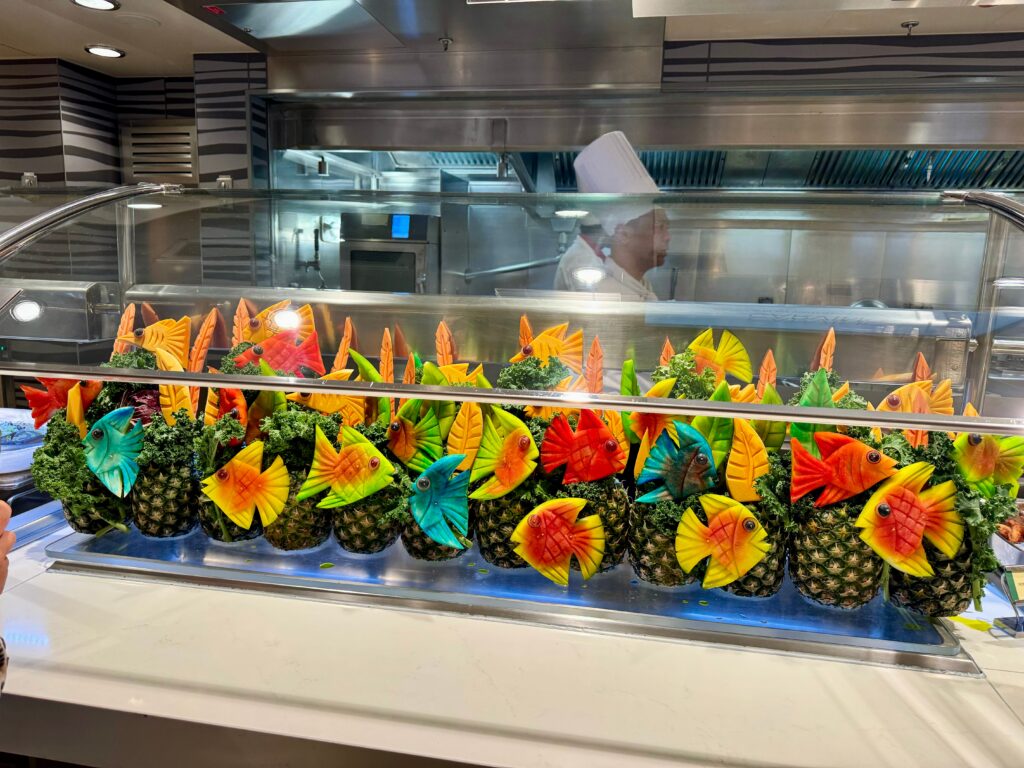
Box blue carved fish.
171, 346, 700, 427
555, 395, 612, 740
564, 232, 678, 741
410, 453, 471, 549
82, 406, 144, 497
636, 421, 718, 503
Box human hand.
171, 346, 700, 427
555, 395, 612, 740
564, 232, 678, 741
0, 501, 15, 594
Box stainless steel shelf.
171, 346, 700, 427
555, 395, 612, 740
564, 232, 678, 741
46, 529, 979, 675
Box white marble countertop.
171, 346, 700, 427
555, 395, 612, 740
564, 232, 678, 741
1, 528, 1024, 768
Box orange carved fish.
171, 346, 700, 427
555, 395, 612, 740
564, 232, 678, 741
202, 441, 289, 528
511, 498, 605, 585
469, 409, 539, 500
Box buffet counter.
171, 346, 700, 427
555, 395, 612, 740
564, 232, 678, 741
1, 526, 1023, 768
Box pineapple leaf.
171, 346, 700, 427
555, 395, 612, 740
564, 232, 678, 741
751, 383, 787, 452
691, 381, 734, 468
789, 368, 835, 458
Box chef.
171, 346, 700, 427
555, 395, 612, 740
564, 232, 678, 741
554, 131, 668, 300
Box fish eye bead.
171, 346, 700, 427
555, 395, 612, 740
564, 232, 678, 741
877, 503, 891, 518
867, 450, 880, 464
416, 477, 430, 491
743, 518, 757, 532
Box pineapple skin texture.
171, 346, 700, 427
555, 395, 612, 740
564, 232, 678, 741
264, 470, 331, 552
62, 480, 131, 534
891, 542, 973, 618
789, 504, 882, 610
332, 481, 402, 555
131, 463, 198, 538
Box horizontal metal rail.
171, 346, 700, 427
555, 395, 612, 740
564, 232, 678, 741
2, 361, 1023, 436
943, 190, 1024, 233
0, 183, 181, 264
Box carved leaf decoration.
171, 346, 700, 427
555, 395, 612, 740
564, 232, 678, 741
756, 349, 776, 400
140, 301, 160, 326
913, 352, 932, 383
751, 383, 787, 452
585, 336, 604, 394
332, 317, 355, 373
811, 327, 836, 373
659, 337, 675, 367
447, 401, 484, 472
789, 368, 835, 458
691, 380, 734, 468
519, 314, 533, 348
436, 320, 456, 366
111, 304, 136, 357
725, 418, 769, 502
231, 299, 250, 347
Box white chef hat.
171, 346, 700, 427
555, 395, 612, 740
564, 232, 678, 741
574, 131, 660, 235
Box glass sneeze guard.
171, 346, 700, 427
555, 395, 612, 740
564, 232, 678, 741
2, 184, 1023, 674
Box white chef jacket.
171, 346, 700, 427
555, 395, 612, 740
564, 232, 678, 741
553, 236, 658, 301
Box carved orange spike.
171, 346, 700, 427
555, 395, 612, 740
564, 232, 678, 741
912, 352, 932, 383
140, 302, 160, 326
189, 308, 221, 373
519, 314, 533, 349
399, 353, 417, 409
659, 337, 675, 367
380, 329, 394, 384
811, 327, 836, 373
332, 317, 355, 373
585, 336, 604, 394
232, 299, 250, 346
394, 324, 410, 359
436, 320, 456, 366
756, 349, 777, 401
111, 303, 136, 357
189, 307, 222, 411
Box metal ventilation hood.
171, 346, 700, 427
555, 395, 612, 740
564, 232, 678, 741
166, 0, 666, 93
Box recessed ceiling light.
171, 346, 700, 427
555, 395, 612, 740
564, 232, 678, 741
554, 209, 590, 219
72, 0, 120, 9
10, 299, 42, 323
85, 44, 125, 58
126, 202, 162, 210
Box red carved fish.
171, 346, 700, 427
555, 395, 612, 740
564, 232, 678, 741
791, 432, 898, 507
233, 330, 326, 377
21, 378, 101, 428
541, 409, 627, 484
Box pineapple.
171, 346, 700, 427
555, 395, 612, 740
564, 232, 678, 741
628, 500, 694, 587
401, 462, 472, 562
473, 486, 540, 569
199, 496, 262, 543
31, 411, 132, 536
259, 409, 343, 551
725, 453, 795, 598
332, 478, 404, 554
789, 502, 882, 609
194, 413, 259, 543
132, 410, 202, 538
558, 476, 629, 572
131, 462, 199, 537
724, 518, 787, 598
264, 470, 331, 551
890, 541, 973, 618
63, 480, 131, 535
475, 359, 569, 569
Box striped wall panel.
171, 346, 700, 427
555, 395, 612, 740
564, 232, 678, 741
117, 77, 196, 120
664, 32, 1024, 87
57, 61, 120, 186
0, 60, 65, 186
194, 53, 267, 188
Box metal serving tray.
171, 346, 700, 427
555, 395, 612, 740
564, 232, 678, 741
45, 528, 978, 675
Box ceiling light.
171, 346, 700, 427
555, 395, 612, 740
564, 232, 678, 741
127, 202, 162, 210
555, 209, 590, 219
572, 267, 605, 287
85, 45, 125, 58
10, 299, 42, 323
72, 0, 120, 9
271, 309, 301, 331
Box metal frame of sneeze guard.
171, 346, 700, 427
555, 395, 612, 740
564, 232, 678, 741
6, 186, 1024, 677
0, 183, 181, 264
2, 362, 1023, 437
